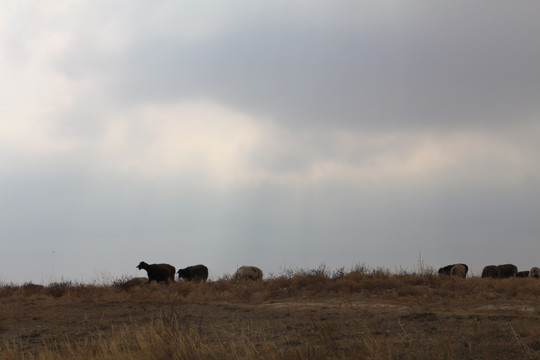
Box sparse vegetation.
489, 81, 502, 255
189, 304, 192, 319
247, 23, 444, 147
2, 266, 540, 359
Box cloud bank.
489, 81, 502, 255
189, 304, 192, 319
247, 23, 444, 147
1, 1, 540, 282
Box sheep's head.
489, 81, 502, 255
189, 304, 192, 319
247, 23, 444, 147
136, 261, 148, 270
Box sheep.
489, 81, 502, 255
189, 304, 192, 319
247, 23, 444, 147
438, 265, 454, 276
177, 264, 209, 282
233, 266, 264, 281
497, 264, 518, 278
516, 271, 530, 278
450, 264, 468, 278
529, 267, 540, 279
136, 261, 176, 284
438, 264, 468, 277
481, 265, 500, 278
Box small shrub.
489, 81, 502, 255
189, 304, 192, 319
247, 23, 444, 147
47, 281, 72, 298
0, 284, 17, 298
350, 263, 370, 275
22, 282, 45, 296
332, 267, 346, 280
113, 276, 147, 292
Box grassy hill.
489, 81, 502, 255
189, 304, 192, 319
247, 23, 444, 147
1, 266, 540, 359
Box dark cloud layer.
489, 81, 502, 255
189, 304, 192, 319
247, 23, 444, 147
57, 2, 540, 131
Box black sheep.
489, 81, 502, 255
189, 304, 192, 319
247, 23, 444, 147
136, 261, 176, 284
497, 264, 518, 278
438, 264, 454, 276
177, 264, 208, 282
481, 265, 500, 278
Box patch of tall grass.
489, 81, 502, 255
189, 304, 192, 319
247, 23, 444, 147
2, 264, 540, 359
3, 264, 540, 302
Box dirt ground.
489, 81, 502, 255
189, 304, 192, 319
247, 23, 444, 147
2, 287, 540, 359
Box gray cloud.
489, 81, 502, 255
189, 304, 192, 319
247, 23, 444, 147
2, 1, 540, 283
54, 1, 540, 132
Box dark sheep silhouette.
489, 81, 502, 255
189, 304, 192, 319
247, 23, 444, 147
234, 266, 264, 281
438, 265, 454, 276
481, 265, 500, 278
136, 261, 176, 284
438, 264, 468, 277
529, 267, 540, 278
177, 264, 208, 282
497, 264, 517, 278
516, 271, 530, 278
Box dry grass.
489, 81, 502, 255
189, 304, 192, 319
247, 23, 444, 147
2, 266, 540, 359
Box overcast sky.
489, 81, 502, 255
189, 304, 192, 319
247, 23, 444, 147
1, 1, 540, 283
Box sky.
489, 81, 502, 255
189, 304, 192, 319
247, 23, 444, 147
1, 1, 540, 283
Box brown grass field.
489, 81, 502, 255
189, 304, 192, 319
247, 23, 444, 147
2, 265, 540, 359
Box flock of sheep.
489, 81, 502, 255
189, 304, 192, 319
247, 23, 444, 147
136, 261, 263, 284
135, 261, 540, 285
439, 263, 540, 279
